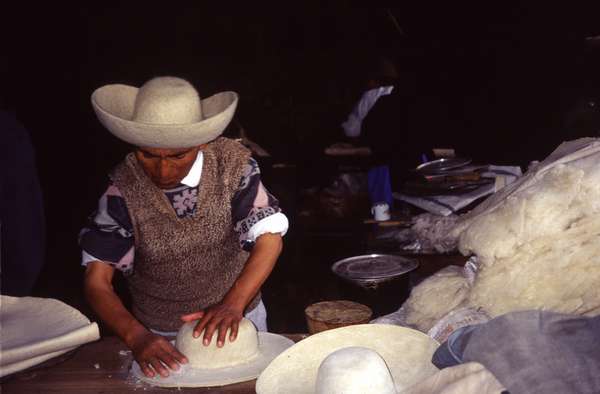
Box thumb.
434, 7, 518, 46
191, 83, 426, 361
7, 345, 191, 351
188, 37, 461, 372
180, 311, 205, 322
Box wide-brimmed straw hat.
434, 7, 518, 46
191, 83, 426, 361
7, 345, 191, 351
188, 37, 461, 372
91, 76, 238, 148
256, 324, 440, 393
131, 318, 293, 388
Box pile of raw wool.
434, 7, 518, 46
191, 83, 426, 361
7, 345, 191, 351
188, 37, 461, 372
402, 138, 600, 332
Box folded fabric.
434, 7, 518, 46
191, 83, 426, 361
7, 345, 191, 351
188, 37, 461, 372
0, 296, 100, 377
405, 362, 505, 394
432, 325, 478, 369
432, 310, 600, 394
394, 165, 521, 216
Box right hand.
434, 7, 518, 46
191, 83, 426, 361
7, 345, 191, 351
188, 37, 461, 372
128, 327, 188, 378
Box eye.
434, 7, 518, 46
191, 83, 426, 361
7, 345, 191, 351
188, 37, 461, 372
140, 151, 155, 159
174, 153, 187, 160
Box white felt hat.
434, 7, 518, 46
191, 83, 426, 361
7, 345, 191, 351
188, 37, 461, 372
91, 76, 238, 148
256, 324, 440, 394
131, 318, 293, 388
315, 347, 397, 394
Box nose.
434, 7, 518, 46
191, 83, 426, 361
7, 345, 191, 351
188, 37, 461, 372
158, 159, 171, 181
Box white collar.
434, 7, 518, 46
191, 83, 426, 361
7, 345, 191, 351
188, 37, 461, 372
180, 151, 203, 187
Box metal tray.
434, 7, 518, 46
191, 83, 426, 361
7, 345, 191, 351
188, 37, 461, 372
416, 157, 472, 174
331, 254, 419, 281
401, 178, 494, 196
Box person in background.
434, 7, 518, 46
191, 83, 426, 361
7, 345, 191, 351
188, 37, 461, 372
0, 110, 46, 297
362, 62, 448, 190
341, 55, 399, 140
80, 76, 288, 378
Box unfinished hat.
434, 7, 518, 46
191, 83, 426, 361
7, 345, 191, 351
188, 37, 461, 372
256, 324, 440, 393
315, 347, 397, 394
91, 76, 238, 148
131, 318, 293, 388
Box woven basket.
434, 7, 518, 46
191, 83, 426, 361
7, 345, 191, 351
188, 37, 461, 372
304, 300, 372, 334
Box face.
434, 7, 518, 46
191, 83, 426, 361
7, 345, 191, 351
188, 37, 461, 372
134, 145, 204, 189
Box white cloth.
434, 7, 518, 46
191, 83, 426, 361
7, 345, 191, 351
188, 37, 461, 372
244, 299, 268, 332
341, 86, 394, 138
394, 165, 522, 216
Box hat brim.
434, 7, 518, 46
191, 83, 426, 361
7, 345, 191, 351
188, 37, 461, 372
256, 324, 440, 394
131, 333, 294, 388
91, 84, 238, 148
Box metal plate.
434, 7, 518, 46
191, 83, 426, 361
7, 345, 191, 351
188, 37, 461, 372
416, 157, 472, 174
331, 254, 419, 281
401, 178, 494, 196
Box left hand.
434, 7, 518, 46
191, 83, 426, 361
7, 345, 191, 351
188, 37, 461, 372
180, 302, 244, 348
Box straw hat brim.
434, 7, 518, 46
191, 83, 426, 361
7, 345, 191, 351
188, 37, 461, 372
255, 324, 440, 394
131, 333, 293, 388
91, 84, 238, 148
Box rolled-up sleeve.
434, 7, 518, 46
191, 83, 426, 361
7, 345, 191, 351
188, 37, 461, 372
232, 158, 289, 250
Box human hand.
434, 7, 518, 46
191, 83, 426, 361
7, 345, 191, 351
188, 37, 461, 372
128, 327, 188, 378
180, 302, 244, 348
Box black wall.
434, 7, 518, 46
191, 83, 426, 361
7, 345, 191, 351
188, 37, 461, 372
3, 3, 599, 306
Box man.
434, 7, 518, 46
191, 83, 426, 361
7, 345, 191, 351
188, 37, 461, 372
81, 76, 288, 378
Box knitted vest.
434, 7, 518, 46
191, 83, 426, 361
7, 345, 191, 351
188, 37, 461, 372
111, 137, 259, 331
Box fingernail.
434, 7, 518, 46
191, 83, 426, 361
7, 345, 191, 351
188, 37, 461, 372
218, 341, 223, 347
203, 339, 209, 345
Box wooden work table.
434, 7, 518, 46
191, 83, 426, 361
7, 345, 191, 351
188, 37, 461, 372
1, 334, 307, 394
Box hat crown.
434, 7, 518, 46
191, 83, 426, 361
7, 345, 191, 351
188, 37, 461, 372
132, 76, 203, 125
176, 318, 259, 369
316, 347, 396, 394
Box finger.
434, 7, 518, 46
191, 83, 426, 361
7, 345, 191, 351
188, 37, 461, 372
202, 317, 222, 346
216, 319, 232, 348
149, 358, 170, 378
158, 350, 181, 371
181, 311, 205, 322
229, 319, 240, 342
139, 361, 155, 378
193, 311, 214, 339
162, 340, 188, 364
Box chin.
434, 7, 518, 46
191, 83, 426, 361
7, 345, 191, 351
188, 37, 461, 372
154, 181, 178, 189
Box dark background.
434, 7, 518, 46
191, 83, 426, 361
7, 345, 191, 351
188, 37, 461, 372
3, 3, 600, 332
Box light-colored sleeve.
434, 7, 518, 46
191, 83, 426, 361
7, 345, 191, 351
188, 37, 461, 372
232, 159, 289, 249
246, 211, 289, 241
